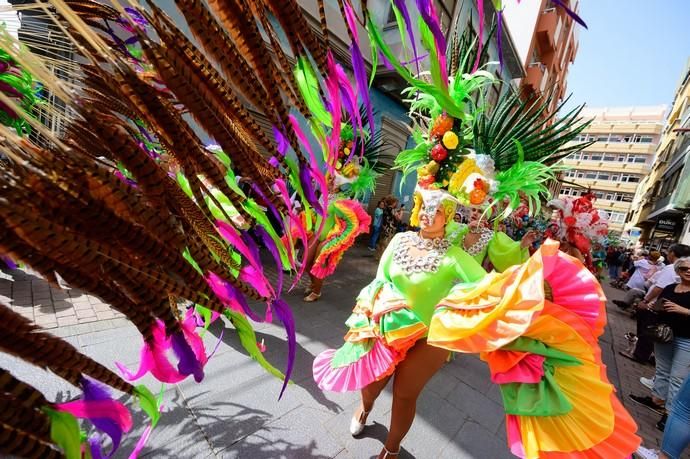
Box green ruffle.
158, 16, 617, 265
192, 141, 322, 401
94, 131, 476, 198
379, 308, 425, 338
331, 340, 375, 368
498, 338, 582, 416
499, 363, 571, 416
345, 312, 371, 330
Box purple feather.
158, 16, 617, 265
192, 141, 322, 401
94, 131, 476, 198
253, 226, 284, 295
416, 0, 448, 84
350, 44, 375, 134
171, 331, 204, 382
1, 256, 17, 270
272, 125, 289, 156
240, 230, 262, 269
298, 164, 320, 215
393, 0, 421, 74
552, 0, 588, 28
271, 299, 296, 399
89, 435, 105, 459
80, 377, 125, 457
206, 272, 263, 322
248, 182, 286, 235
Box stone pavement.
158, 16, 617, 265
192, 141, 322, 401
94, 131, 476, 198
0, 247, 670, 458
603, 282, 690, 458
0, 267, 124, 328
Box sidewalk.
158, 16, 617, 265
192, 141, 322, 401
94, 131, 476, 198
0, 267, 124, 329
602, 282, 690, 458
0, 248, 666, 458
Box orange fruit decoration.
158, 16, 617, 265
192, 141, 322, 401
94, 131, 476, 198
430, 113, 453, 138
469, 188, 487, 205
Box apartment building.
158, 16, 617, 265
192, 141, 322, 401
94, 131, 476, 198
630, 60, 690, 249
558, 106, 666, 235
502, 0, 581, 116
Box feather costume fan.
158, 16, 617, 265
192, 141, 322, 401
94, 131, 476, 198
0, 0, 371, 456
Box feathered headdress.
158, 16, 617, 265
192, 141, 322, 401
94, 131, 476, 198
548, 192, 609, 269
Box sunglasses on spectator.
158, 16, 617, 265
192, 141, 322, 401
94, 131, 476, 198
679, 266, 690, 273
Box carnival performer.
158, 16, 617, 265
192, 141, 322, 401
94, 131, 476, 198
548, 192, 610, 272
314, 166, 640, 459
444, 200, 537, 272
299, 155, 374, 302
314, 4, 638, 453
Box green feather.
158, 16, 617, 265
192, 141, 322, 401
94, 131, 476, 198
294, 56, 332, 127
223, 310, 285, 380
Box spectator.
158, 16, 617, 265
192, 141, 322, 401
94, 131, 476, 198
607, 246, 622, 280
627, 250, 660, 291
368, 200, 385, 252
630, 257, 690, 430
375, 196, 399, 260
619, 245, 690, 364
636, 375, 690, 459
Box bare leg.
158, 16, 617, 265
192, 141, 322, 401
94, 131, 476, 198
303, 239, 324, 300
354, 374, 392, 423
381, 340, 449, 455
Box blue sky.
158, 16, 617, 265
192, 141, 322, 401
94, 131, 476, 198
564, 0, 690, 111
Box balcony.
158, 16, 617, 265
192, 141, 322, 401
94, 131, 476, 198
560, 159, 651, 175
536, 8, 559, 52
524, 62, 547, 94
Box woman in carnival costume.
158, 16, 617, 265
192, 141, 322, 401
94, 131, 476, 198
314, 3, 638, 457
434, 147, 538, 272
291, 125, 378, 302
548, 192, 610, 272
313, 133, 639, 458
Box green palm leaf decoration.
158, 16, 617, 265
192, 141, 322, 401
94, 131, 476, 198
472, 89, 594, 170
353, 105, 396, 174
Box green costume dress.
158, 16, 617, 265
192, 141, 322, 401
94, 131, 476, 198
446, 222, 528, 272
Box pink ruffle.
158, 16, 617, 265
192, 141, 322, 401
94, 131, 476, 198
491, 353, 545, 384
507, 415, 526, 458
541, 240, 607, 336
313, 340, 398, 392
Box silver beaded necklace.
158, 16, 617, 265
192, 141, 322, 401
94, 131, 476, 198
393, 232, 451, 274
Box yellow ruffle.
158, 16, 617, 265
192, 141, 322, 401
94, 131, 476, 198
428, 249, 546, 353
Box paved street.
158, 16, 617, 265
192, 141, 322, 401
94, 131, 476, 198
0, 246, 682, 458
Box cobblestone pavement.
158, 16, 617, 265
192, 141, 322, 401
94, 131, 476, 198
1, 249, 683, 458
603, 281, 690, 458
0, 267, 124, 328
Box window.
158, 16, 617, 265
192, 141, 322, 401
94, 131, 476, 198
610, 174, 619, 181
590, 154, 603, 161
581, 154, 589, 160
609, 136, 622, 143
617, 155, 626, 162
598, 173, 609, 181
639, 136, 654, 143
577, 172, 584, 178
604, 154, 616, 161
596, 135, 609, 142
605, 193, 614, 200
634, 156, 647, 163
623, 194, 633, 202
585, 172, 597, 179
594, 191, 604, 199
